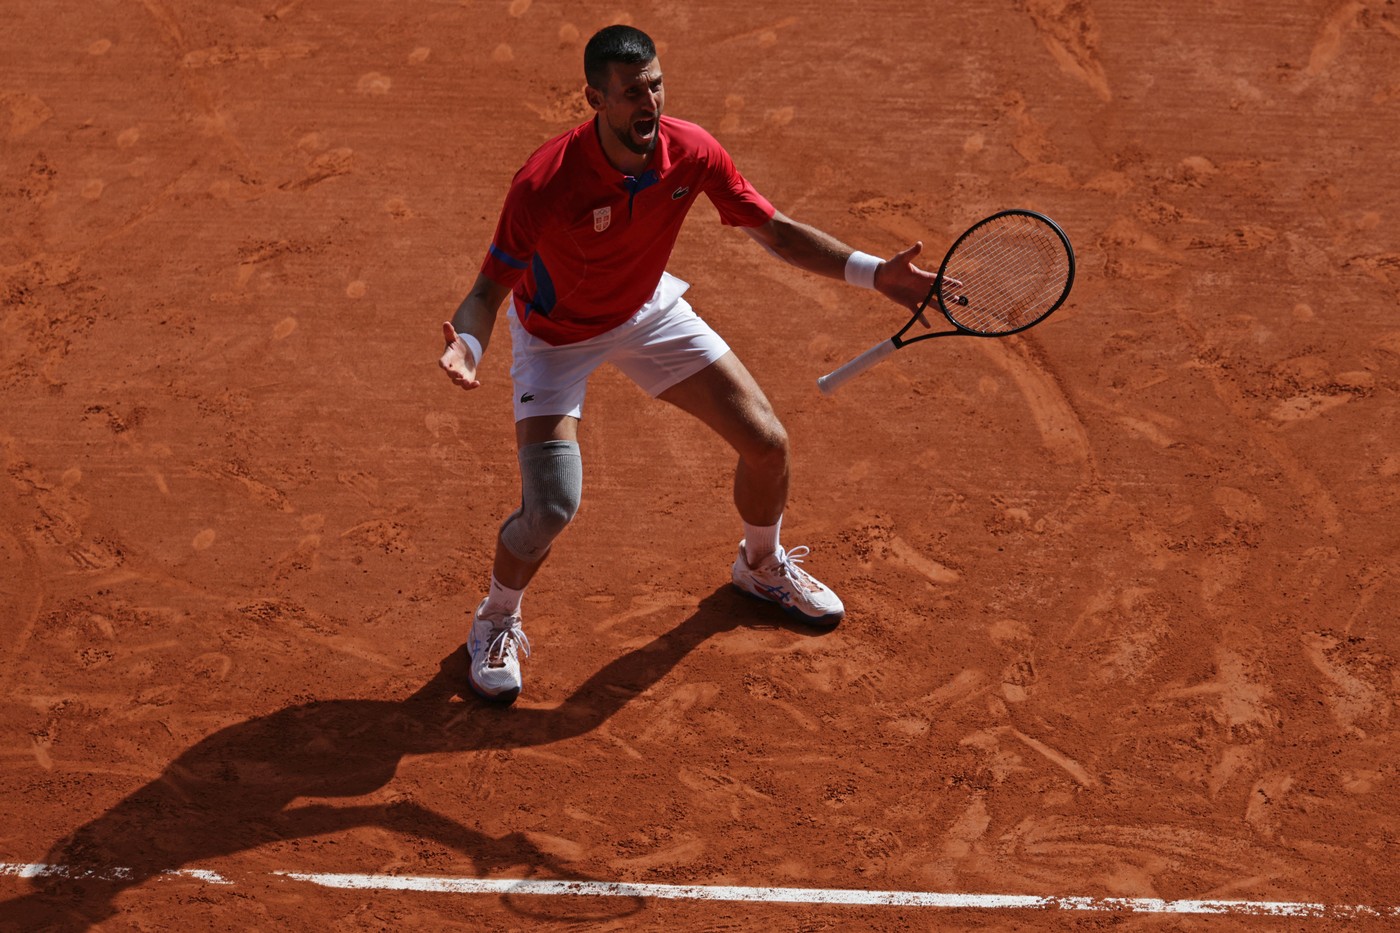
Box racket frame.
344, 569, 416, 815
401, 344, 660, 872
894, 209, 1076, 348
816, 209, 1075, 395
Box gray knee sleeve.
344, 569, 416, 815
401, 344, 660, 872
499, 440, 582, 561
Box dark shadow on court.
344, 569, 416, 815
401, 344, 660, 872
0, 587, 819, 931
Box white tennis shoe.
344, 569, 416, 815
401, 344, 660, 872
467, 599, 531, 704
731, 542, 845, 626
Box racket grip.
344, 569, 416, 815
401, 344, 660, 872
817, 339, 897, 395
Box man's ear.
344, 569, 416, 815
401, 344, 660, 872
584, 85, 604, 112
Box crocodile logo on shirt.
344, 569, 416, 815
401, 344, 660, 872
671, 186, 690, 200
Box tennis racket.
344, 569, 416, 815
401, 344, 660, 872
817, 209, 1075, 395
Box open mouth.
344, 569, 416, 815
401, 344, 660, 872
633, 117, 657, 140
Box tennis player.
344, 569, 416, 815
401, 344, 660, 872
439, 25, 939, 703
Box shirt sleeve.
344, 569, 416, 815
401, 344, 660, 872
479, 174, 539, 288
702, 140, 775, 228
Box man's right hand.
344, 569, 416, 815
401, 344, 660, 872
439, 321, 481, 391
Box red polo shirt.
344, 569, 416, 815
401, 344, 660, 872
480, 116, 775, 345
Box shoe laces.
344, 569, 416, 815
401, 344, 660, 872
773, 545, 821, 593
480, 614, 531, 667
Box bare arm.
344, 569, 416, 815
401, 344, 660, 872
742, 209, 940, 311
439, 273, 512, 392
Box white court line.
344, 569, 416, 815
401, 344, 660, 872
271, 872, 1399, 918
0, 863, 233, 885
4, 863, 1396, 918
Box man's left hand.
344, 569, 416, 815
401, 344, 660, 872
875, 242, 958, 324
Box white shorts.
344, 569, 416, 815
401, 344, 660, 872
507, 272, 730, 422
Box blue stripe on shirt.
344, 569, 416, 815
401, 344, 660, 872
488, 244, 528, 270
526, 254, 556, 319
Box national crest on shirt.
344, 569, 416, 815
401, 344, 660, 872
593, 206, 611, 232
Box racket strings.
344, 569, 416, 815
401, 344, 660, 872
952, 229, 1064, 330
943, 216, 1070, 334
951, 244, 1066, 330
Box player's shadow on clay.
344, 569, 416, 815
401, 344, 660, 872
0, 587, 820, 931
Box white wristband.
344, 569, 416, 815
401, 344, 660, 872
457, 332, 483, 366
844, 250, 882, 290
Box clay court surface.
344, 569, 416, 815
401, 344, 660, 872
2, 0, 1398, 929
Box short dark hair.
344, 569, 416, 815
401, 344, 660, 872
584, 25, 656, 89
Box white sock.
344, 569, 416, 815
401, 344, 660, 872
484, 575, 524, 615
743, 516, 782, 566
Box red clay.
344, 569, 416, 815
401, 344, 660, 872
2, 1, 1397, 929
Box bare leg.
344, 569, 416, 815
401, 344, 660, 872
657, 351, 789, 526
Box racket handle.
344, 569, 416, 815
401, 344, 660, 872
817, 339, 897, 395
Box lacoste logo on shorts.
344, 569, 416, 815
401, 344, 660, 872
671, 187, 690, 200
593, 206, 611, 232
520, 393, 535, 403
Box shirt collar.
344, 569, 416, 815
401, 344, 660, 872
583, 116, 673, 182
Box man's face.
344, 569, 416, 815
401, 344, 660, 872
588, 58, 665, 158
